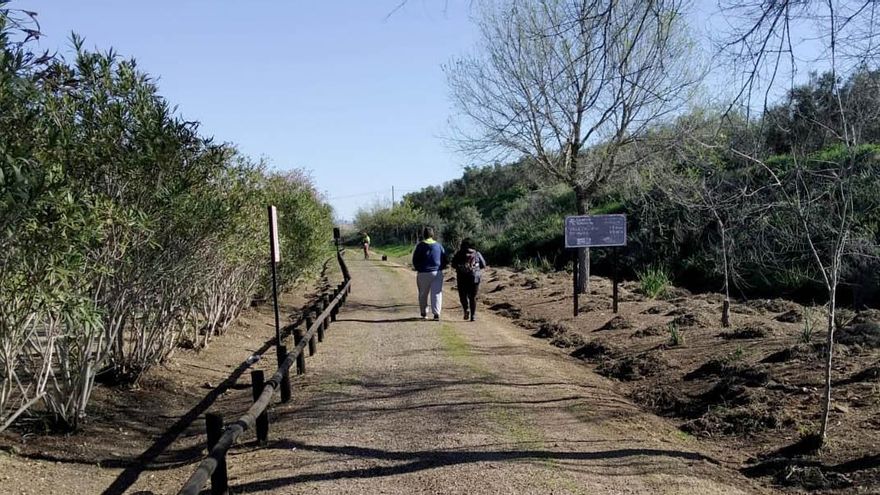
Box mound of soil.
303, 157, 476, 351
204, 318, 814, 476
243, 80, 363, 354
730, 304, 760, 315
665, 307, 690, 316
642, 304, 672, 315
837, 322, 880, 348
847, 363, 880, 382
631, 325, 667, 338
671, 312, 711, 328
489, 302, 522, 319
532, 320, 588, 349
747, 299, 800, 314
597, 351, 668, 381
532, 320, 571, 338
571, 340, 617, 360
580, 300, 612, 312
551, 332, 588, 349
851, 309, 880, 325
682, 403, 789, 438
761, 344, 818, 363
630, 385, 684, 415
699, 293, 726, 304
599, 315, 633, 331
661, 287, 692, 300
721, 323, 774, 340
618, 292, 644, 302
684, 359, 770, 386
775, 309, 803, 323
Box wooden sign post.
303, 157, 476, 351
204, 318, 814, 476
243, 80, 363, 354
268, 206, 282, 357
564, 214, 627, 317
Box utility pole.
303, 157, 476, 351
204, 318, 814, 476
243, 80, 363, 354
392, 186, 395, 206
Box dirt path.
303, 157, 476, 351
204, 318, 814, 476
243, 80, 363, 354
0, 257, 780, 494
201, 257, 774, 495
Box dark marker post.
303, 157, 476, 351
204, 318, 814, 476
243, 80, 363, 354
268, 206, 282, 359
612, 247, 619, 314
572, 249, 579, 317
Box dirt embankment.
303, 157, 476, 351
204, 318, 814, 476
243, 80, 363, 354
479, 267, 880, 493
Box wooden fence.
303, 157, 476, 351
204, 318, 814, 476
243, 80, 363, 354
177, 248, 352, 495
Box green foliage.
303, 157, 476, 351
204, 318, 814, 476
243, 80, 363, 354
638, 266, 672, 299
354, 202, 427, 246
375, 244, 414, 259
801, 308, 815, 344
0, 10, 331, 431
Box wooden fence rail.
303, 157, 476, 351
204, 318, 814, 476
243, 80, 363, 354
177, 249, 352, 495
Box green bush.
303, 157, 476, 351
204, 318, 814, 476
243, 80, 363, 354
0, 10, 332, 431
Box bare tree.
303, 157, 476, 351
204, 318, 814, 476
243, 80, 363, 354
717, 0, 880, 447
446, 0, 700, 293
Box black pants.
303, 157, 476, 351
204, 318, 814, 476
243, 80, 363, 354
457, 276, 480, 315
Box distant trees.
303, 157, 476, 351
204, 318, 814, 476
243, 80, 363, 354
446, 0, 700, 292
354, 202, 428, 246
0, 8, 332, 431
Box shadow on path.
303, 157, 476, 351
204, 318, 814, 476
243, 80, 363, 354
98, 334, 280, 495
338, 317, 425, 324
229, 441, 721, 493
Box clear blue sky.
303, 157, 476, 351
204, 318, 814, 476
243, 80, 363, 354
26, 1, 478, 221
22, 1, 822, 220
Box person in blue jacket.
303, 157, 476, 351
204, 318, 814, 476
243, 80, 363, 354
411, 227, 448, 320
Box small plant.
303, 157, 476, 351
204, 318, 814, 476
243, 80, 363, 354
637, 265, 671, 299
668, 323, 684, 346
800, 307, 814, 344
729, 345, 745, 362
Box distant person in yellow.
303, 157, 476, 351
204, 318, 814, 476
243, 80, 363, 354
361, 231, 370, 259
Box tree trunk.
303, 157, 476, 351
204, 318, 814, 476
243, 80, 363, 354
575, 188, 590, 294
819, 284, 837, 445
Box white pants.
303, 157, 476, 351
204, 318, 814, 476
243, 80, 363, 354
416, 271, 444, 317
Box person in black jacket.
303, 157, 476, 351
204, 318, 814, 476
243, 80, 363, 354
450, 238, 487, 321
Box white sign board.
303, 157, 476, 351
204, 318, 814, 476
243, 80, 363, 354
268, 205, 281, 263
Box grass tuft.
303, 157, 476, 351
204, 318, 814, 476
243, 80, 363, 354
637, 265, 671, 299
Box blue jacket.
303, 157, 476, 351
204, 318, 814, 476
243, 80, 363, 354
412, 239, 447, 272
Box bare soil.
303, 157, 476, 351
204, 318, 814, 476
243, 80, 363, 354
480, 268, 880, 493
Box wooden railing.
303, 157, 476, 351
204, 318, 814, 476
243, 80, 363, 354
177, 249, 352, 495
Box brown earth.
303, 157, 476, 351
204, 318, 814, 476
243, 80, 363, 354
480, 267, 880, 493
0, 254, 777, 494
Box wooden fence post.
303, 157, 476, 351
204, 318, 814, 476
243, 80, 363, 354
278, 345, 291, 403
321, 295, 330, 335
305, 314, 316, 356
205, 413, 229, 495
293, 326, 306, 374
251, 370, 269, 444
330, 289, 339, 322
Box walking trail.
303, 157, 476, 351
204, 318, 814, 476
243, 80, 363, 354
206, 256, 773, 495
0, 255, 778, 494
